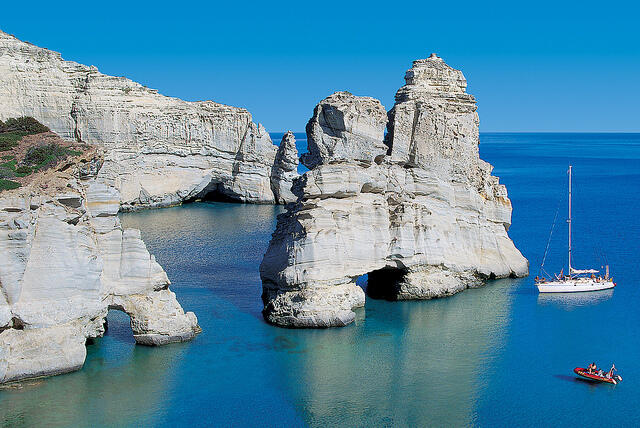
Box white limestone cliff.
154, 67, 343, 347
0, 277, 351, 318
0, 30, 296, 208
260, 55, 528, 328
0, 153, 200, 384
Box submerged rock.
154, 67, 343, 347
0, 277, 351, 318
0, 151, 200, 384
260, 55, 528, 328
0, 30, 294, 208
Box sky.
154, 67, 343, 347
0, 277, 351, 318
1, 0, 639, 132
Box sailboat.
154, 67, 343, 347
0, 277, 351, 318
535, 166, 616, 293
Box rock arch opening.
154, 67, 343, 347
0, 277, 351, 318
103, 305, 136, 344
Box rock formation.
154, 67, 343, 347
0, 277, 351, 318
0, 150, 200, 384
0, 30, 298, 209
300, 91, 388, 169
270, 131, 299, 204
260, 54, 528, 328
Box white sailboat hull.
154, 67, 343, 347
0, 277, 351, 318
537, 279, 615, 293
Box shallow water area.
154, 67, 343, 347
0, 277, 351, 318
1, 133, 640, 427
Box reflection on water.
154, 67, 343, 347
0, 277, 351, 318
273, 278, 517, 427
537, 289, 614, 309
0, 201, 519, 427
0, 311, 185, 427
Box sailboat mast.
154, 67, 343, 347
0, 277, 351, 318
568, 165, 572, 277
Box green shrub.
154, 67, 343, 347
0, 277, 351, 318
0, 165, 14, 179
0, 179, 21, 191
1, 159, 16, 169
23, 143, 78, 171
0, 131, 27, 151
0, 117, 49, 134
0, 159, 16, 179
1, 155, 15, 160
15, 165, 32, 176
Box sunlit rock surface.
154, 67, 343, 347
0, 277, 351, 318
260, 56, 528, 328
0, 30, 293, 208
0, 152, 200, 384
301, 91, 388, 169
270, 131, 300, 204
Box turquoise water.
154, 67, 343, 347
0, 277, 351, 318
2, 133, 640, 427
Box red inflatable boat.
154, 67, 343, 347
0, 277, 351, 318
574, 367, 622, 385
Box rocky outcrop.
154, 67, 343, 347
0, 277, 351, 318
0, 30, 294, 208
270, 131, 299, 204
300, 91, 388, 169
260, 55, 528, 328
0, 152, 200, 384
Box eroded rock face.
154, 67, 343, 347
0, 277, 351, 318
0, 30, 290, 208
0, 159, 200, 384
270, 131, 300, 204
385, 53, 487, 186
260, 55, 528, 328
301, 92, 388, 169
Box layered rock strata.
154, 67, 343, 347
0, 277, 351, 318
0, 30, 298, 208
260, 54, 528, 328
0, 151, 200, 384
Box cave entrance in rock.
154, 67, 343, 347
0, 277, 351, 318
188, 181, 243, 204
359, 266, 409, 301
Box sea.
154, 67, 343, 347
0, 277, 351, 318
1, 133, 639, 427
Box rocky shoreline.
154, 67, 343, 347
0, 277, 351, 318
0, 144, 200, 384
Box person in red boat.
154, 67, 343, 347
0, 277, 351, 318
607, 364, 617, 379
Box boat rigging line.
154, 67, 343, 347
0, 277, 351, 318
538, 193, 563, 279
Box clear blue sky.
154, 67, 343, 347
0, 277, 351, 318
2, 0, 638, 132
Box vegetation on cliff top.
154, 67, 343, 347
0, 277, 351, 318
24, 143, 82, 171
0, 116, 50, 152
0, 117, 84, 192
0, 116, 50, 134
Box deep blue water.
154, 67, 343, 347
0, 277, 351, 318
1, 133, 640, 427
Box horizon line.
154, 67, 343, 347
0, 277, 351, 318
269, 130, 640, 135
